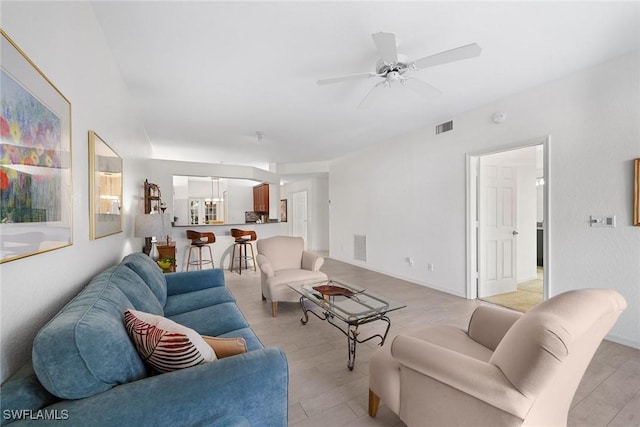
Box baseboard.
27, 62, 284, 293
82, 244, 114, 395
327, 256, 468, 299
605, 333, 640, 350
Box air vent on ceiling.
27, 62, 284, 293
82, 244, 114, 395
435, 120, 453, 135
354, 235, 366, 262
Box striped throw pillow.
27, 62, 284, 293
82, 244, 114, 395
124, 309, 216, 373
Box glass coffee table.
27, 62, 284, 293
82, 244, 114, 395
288, 279, 406, 370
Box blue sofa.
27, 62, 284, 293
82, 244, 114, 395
0, 253, 288, 426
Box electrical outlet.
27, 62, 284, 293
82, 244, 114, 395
427, 263, 434, 272
407, 257, 414, 267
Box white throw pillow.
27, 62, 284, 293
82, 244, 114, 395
124, 309, 216, 373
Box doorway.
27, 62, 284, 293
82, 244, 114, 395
292, 190, 308, 246
466, 138, 549, 312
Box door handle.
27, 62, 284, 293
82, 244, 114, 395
512, 231, 519, 235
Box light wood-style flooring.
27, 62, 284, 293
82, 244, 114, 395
224, 258, 640, 426
481, 267, 544, 312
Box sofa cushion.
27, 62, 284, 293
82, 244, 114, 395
168, 302, 250, 337
164, 286, 236, 317
124, 309, 216, 373
165, 268, 225, 296
32, 270, 147, 400
110, 264, 164, 315
0, 362, 57, 426
121, 252, 168, 306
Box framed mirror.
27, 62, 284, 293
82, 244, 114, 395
89, 131, 122, 239
635, 158, 639, 226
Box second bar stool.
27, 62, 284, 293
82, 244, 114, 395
186, 230, 215, 271
230, 229, 256, 274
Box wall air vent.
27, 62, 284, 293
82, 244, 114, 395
435, 120, 453, 135
354, 235, 366, 262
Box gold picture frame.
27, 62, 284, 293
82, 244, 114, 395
1, 30, 72, 263
634, 158, 640, 226
89, 131, 122, 239
280, 199, 288, 222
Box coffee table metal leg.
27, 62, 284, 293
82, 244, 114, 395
298, 295, 394, 370
299, 296, 329, 325
299, 296, 310, 325
347, 325, 359, 371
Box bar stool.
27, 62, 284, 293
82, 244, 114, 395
186, 230, 215, 271
230, 229, 256, 274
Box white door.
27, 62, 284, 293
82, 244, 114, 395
292, 190, 308, 246
478, 160, 518, 297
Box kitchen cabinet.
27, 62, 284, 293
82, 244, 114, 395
253, 183, 269, 213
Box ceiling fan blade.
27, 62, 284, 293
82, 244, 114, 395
357, 81, 386, 109
411, 43, 482, 70
372, 32, 398, 64
317, 72, 380, 85
401, 78, 442, 99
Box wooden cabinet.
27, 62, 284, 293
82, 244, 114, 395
253, 183, 269, 213
144, 179, 163, 214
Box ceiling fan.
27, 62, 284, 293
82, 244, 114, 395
317, 32, 481, 108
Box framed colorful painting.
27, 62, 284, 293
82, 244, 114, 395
89, 131, 122, 239
0, 30, 72, 263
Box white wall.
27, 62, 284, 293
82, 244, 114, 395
225, 179, 255, 225
329, 51, 640, 348
0, 2, 152, 381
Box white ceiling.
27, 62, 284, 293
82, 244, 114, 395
91, 1, 640, 169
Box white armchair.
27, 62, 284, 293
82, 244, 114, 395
256, 236, 328, 317
369, 289, 627, 426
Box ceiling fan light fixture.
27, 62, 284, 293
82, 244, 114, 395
318, 31, 481, 108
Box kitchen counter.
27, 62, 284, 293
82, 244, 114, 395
168, 221, 286, 271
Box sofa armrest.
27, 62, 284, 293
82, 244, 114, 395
301, 251, 324, 271
20, 348, 288, 427
467, 305, 523, 351
256, 254, 274, 277
391, 335, 531, 419
165, 269, 225, 296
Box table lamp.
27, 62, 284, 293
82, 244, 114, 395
134, 213, 171, 261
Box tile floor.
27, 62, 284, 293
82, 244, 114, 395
223, 258, 640, 426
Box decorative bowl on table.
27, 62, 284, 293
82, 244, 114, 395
312, 285, 355, 297
157, 258, 174, 272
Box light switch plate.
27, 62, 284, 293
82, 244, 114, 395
590, 215, 616, 227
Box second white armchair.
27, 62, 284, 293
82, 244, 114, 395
256, 236, 328, 317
